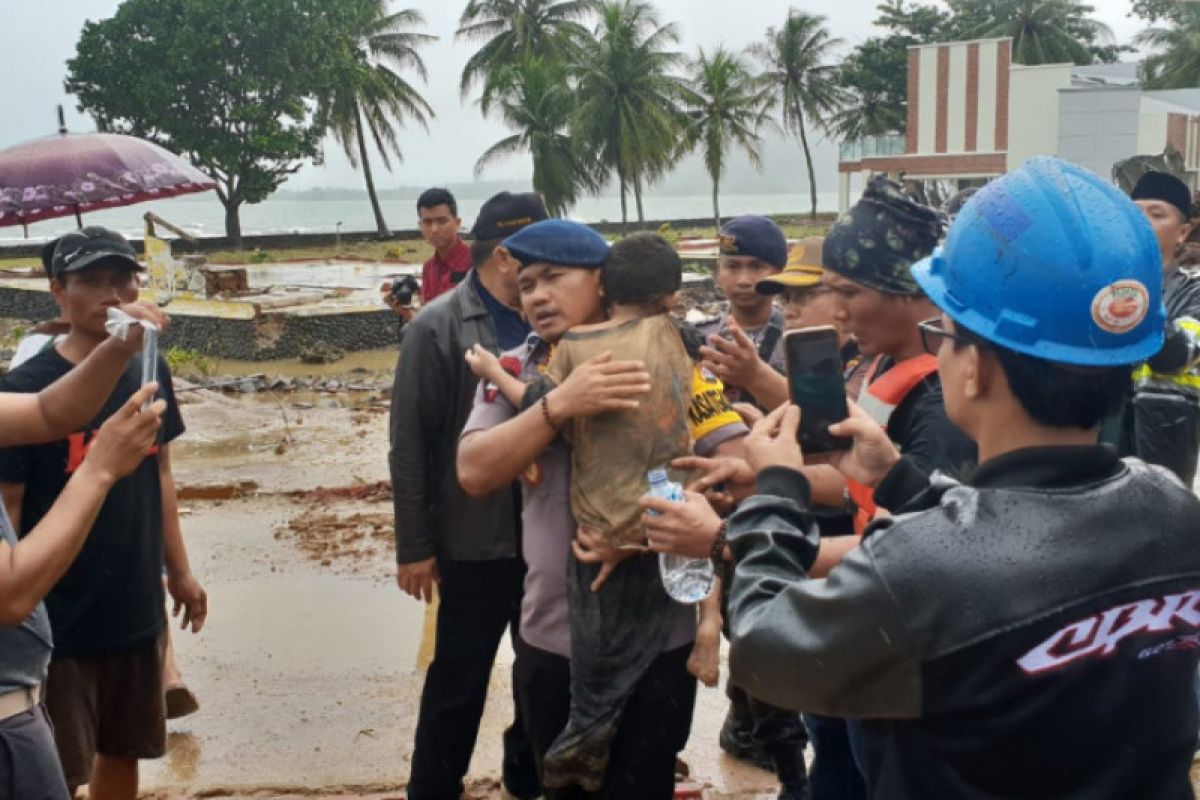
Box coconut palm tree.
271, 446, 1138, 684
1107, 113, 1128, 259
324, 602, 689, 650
680, 47, 774, 231
457, 0, 596, 105
955, 0, 1113, 65
475, 58, 602, 216
325, 2, 435, 238
826, 87, 907, 141
573, 0, 687, 230
752, 10, 845, 220
1137, 5, 1200, 89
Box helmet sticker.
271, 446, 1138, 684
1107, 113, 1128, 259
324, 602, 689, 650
1091, 280, 1150, 334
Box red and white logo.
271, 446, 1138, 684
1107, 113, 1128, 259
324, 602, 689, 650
1091, 280, 1150, 334
1017, 589, 1200, 675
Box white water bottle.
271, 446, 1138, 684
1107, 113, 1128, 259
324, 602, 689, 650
648, 468, 716, 604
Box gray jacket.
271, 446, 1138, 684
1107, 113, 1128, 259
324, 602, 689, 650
389, 274, 519, 564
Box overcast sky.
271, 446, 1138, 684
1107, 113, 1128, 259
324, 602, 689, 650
2, 0, 1147, 193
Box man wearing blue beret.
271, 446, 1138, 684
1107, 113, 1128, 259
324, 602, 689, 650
696, 215, 789, 408
458, 221, 753, 797
390, 191, 547, 800
689, 215, 810, 786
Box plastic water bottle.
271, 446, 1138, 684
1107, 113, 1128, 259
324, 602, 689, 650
647, 468, 716, 604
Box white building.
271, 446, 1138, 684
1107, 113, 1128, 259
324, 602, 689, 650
836, 37, 1200, 212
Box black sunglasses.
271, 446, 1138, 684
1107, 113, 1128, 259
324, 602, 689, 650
918, 317, 975, 355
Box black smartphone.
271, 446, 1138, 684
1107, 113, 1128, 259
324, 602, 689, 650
784, 326, 851, 452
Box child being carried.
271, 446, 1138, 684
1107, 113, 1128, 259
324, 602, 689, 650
467, 233, 723, 791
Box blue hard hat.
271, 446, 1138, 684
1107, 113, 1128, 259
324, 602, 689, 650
912, 157, 1165, 367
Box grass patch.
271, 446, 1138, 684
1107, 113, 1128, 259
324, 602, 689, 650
165, 346, 216, 377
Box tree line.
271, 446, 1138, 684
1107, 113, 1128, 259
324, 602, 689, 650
64, 0, 1200, 245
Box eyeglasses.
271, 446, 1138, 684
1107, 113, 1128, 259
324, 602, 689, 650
779, 284, 831, 306
918, 317, 974, 355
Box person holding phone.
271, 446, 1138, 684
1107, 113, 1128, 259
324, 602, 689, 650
721, 157, 1200, 799
820, 177, 976, 534
711, 236, 867, 414
695, 215, 789, 408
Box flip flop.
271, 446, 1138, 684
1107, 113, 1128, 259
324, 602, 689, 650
165, 683, 200, 719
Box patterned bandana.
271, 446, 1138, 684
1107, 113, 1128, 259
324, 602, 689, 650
822, 176, 944, 296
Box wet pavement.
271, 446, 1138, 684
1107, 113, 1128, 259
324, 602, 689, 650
142, 387, 779, 799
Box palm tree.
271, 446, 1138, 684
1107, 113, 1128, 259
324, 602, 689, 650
325, 3, 435, 238
573, 0, 687, 230
956, 0, 1113, 65
680, 47, 774, 231
752, 10, 845, 220
456, 0, 596, 105
826, 88, 907, 141
1137, 5, 1200, 89
475, 58, 602, 216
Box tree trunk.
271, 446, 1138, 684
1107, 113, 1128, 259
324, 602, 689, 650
618, 170, 628, 233
634, 175, 646, 228
712, 175, 721, 233
223, 198, 243, 248
355, 104, 391, 239
796, 101, 819, 220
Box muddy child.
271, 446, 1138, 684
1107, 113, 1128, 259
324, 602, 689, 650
467, 230, 722, 791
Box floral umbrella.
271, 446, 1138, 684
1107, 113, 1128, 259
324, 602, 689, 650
0, 131, 215, 229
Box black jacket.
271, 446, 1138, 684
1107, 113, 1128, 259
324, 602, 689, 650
389, 273, 519, 563
1117, 267, 1200, 485
727, 447, 1200, 799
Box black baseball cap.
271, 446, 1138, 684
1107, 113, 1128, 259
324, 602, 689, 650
471, 192, 549, 241
50, 226, 141, 281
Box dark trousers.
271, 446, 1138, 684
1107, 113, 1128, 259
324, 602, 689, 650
407, 557, 539, 800
804, 714, 867, 800
543, 554, 676, 791
721, 579, 808, 777
0, 706, 70, 800
513, 637, 697, 800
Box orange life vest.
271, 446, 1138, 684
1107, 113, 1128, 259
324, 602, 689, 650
847, 354, 939, 535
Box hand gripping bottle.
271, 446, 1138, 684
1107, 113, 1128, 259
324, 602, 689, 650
647, 469, 716, 604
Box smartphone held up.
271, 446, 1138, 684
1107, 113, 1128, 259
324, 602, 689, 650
784, 326, 850, 452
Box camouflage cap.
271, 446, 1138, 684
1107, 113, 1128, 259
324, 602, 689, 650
822, 176, 944, 296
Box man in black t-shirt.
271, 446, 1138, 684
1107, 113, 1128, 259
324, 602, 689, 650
0, 227, 207, 798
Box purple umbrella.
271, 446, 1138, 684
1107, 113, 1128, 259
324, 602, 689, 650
0, 130, 216, 229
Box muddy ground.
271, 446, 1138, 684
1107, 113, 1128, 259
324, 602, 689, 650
137, 361, 779, 800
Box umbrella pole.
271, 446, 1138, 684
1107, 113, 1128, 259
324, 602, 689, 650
74, 207, 83, 229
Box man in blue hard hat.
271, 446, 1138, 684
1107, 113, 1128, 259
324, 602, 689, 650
1114, 170, 1200, 485
716, 157, 1200, 797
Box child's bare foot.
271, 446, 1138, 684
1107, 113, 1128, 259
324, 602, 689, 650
688, 619, 722, 687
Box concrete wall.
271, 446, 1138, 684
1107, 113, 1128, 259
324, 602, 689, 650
910, 39, 1009, 157
0, 285, 401, 361
1006, 64, 1074, 171
1138, 110, 1169, 154
1056, 88, 1141, 179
